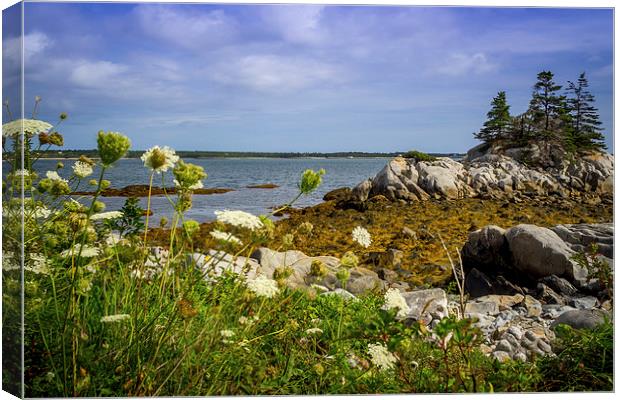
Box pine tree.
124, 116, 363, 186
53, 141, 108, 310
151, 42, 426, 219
475, 91, 512, 143
565, 72, 606, 151
528, 71, 565, 138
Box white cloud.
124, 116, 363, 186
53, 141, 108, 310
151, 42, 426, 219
210, 54, 344, 93
3, 32, 51, 68
69, 61, 128, 88
435, 53, 497, 76
134, 4, 236, 49
261, 5, 326, 45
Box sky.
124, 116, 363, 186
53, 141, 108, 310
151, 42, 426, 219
2, 3, 614, 152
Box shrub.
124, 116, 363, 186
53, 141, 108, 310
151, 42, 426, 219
402, 150, 437, 162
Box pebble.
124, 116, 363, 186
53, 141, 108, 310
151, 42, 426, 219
569, 296, 598, 309
495, 339, 513, 353
492, 351, 512, 362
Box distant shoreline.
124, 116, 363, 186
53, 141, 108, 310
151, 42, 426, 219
33, 150, 466, 160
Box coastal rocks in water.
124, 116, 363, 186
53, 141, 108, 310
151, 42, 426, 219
352, 143, 613, 202
72, 184, 234, 197
323, 187, 352, 202
247, 183, 279, 189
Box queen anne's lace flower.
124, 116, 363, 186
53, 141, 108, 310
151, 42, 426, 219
90, 211, 123, 221
2, 119, 52, 137
214, 210, 264, 231
2, 251, 19, 271
100, 314, 130, 323
382, 288, 411, 318
141, 145, 179, 173
220, 329, 235, 338
46, 170, 67, 183
352, 226, 372, 248
210, 229, 242, 245
72, 161, 93, 178
25, 254, 49, 275
60, 245, 99, 258
305, 328, 323, 335
367, 343, 398, 370
246, 274, 279, 298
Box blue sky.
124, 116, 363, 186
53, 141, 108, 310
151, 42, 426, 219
2, 3, 614, 152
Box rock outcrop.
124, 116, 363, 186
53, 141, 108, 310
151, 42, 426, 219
348, 144, 613, 203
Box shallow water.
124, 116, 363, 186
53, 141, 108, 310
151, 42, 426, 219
30, 158, 390, 222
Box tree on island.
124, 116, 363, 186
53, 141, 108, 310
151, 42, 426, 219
528, 70, 566, 140
472, 70, 607, 155
564, 72, 606, 151
475, 91, 512, 143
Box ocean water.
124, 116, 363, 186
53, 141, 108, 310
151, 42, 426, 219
30, 158, 390, 222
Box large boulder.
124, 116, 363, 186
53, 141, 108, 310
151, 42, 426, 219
504, 224, 587, 284
551, 309, 610, 330
461, 225, 507, 269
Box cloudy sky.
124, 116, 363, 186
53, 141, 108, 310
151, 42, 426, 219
2, 3, 614, 152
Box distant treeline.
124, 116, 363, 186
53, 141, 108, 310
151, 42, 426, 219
35, 150, 465, 159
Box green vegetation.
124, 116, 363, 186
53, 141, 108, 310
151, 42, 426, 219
2, 101, 613, 396
475, 71, 606, 153
402, 150, 437, 162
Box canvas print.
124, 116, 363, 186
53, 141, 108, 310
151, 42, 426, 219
1, 1, 614, 397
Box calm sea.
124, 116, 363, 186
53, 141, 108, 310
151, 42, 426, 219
30, 158, 389, 222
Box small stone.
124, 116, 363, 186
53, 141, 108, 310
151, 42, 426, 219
507, 326, 523, 340
479, 344, 493, 355
402, 226, 417, 239
551, 309, 609, 330
465, 300, 500, 316
523, 295, 542, 317
492, 351, 512, 362
569, 296, 598, 310
503, 332, 520, 349
537, 339, 552, 353
495, 339, 513, 354
514, 352, 527, 362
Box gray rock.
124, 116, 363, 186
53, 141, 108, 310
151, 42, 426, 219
465, 300, 500, 316
191, 251, 260, 280
551, 223, 613, 258
343, 267, 385, 295
402, 288, 448, 321
539, 275, 578, 297
507, 325, 524, 341
551, 309, 610, 330
505, 224, 587, 284
495, 339, 513, 354
569, 296, 598, 309
321, 288, 357, 301
461, 225, 507, 269
492, 351, 512, 362
523, 295, 542, 317
537, 283, 566, 305
514, 352, 527, 362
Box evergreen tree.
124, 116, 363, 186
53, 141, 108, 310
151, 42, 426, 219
475, 91, 512, 143
565, 72, 606, 151
528, 71, 565, 138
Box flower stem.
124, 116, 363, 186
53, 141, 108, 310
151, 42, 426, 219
143, 171, 155, 244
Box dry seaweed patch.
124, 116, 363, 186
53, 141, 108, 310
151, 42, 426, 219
149, 196, 611, 288
271, 197, 612, 286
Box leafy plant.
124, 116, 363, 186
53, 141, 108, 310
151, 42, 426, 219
571, 243, 613, 300
402, 150, 437, 162
107, 197, 145, 237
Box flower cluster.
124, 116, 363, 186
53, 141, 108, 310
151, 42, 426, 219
2, 119, 52, 137
173, 160, 207, 190
367, 343, 398, 371
298, 168, 325, 194
60, 245, 99, 258
90, 211, 123, 221
97, 131, 131, 166
214, 210, 264, 231
72, 161, 93, 178
352, 226, 372, 248
141, 146, 179, 173
246, 274, 280, 298
100, 314, 131, 323
38, 171, 70, 196
382, 288, 411, 319
210, 230, 242, 245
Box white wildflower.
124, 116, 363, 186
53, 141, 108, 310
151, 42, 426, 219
2, 251, 19, 271
2, 119, 52, 137
381, 288, 411, 319
32, 206, 51, 219
100, 314, 130, 323
246, 274, 280, 298
72, 161, 93, 178
90, 211, 123, 221
305, 328, 323, 335
210, 229, 242, 245
238, 316, 249, 325
220, 329, 235, 338
173, 179, 203, 190
141, 145, 179, 173
60, 245, 99, 258
46, 170, 67, 183
352, 226, 372, 248
367, 343, 398, 371
105, 233, 122, 246
25, 254, 49, 275
214, 210, 263, 231
13, 169, 31, 176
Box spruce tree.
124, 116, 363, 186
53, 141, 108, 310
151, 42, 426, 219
529, 70, 565, 138
565, 72, 606, 151
475, 91, 512, 144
